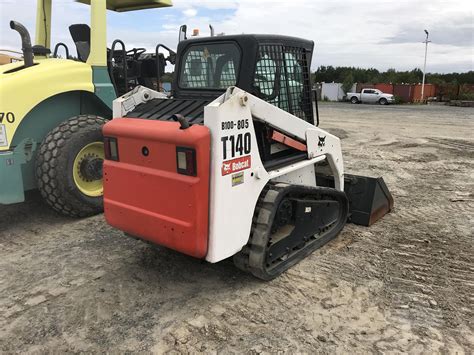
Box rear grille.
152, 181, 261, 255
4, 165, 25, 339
125, 98, 214, 124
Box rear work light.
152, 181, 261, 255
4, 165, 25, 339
176, 147, 197, 176
104, 137, 119, 161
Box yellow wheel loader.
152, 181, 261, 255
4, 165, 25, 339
0, 0, 172, 217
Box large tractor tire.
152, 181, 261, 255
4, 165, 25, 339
36, 115, 107, 217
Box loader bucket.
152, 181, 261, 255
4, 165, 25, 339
316, 174, 394, 226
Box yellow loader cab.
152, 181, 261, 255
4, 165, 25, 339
0, 0, 172, 217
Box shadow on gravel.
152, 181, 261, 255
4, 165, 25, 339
0, 190, 71, 234
115, 238, 259, 289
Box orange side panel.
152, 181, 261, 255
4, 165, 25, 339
271, 130, 307, 152
103, 118, 211, 258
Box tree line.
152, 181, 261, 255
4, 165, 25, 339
312, 66, 474, 86
161, 67, 474, 87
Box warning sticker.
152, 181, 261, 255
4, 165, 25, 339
221, 155, 251, 176
0, 124, 8, 147
232, 172, 244, 187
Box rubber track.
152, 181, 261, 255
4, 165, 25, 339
234, 182, 348, 280
233, 184, 271, 275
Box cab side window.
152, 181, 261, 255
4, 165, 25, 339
253, 45, 312, 122
283, 52, 304, 116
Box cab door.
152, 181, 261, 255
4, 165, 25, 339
361, 89, 375, 103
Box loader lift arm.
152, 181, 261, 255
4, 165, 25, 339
199, 87, 348, 265
226, 87, 344, 192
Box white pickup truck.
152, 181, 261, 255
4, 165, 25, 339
347, 88, 395, 105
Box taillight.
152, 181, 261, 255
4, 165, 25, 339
104, 137, 119, 161
176, 147, 197, 176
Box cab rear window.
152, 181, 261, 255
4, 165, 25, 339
178, 43, 241, 90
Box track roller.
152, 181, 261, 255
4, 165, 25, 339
234, 183, 349, 280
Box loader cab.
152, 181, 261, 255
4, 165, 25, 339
10, 0, 172, 96
173, 34, 315, 124
67, 22, 171, 96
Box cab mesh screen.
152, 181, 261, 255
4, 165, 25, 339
255, 44, 312, 122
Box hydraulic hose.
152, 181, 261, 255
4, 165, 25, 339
10, 20, 34, 67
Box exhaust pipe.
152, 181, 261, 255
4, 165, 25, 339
10, 20, 34, 67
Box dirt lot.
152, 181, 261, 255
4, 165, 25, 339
1, 103, 473, 353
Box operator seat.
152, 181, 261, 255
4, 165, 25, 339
214, 54, 236, 88
69, 24, 90, 62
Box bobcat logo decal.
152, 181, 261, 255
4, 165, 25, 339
318, 135, 326, 147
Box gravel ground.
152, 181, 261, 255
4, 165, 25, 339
1, 102, 473, 353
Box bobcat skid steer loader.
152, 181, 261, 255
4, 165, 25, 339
102, 34, 393, 280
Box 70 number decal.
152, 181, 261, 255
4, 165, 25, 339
0, 112, 15, 124
221, 133, 251, 160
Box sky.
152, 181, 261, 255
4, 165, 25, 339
0, 0, 472, 73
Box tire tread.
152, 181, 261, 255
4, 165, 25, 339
36, 114, 107, 217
